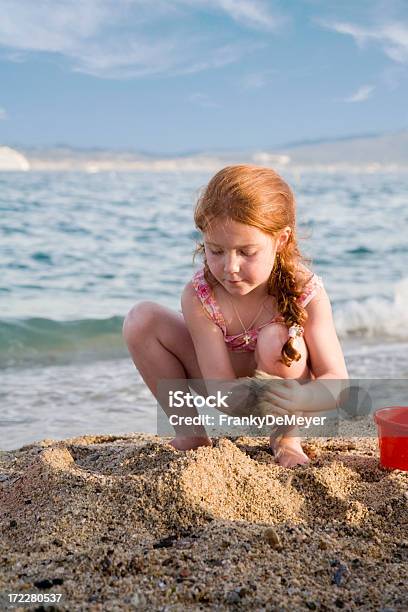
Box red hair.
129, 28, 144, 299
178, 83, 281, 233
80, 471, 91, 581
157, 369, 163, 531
192, 164, 312, 367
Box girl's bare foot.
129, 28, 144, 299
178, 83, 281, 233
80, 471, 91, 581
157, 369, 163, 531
169, 436, 213, 451
269, 435, 310, 468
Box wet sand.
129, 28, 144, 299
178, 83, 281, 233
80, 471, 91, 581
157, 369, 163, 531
1, 433, 407, 610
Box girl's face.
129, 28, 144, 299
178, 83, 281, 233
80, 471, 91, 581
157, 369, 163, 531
203, 218, 290, 296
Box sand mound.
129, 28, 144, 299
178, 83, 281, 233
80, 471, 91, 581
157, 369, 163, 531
1, 434, 407, 610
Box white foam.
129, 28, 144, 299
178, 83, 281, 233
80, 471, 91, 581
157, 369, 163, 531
335, 277, 408, 340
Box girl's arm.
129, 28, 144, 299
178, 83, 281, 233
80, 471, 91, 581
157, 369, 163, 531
181, 281, 236, 381
303, 286, 348, 379
259, 286, 349, 416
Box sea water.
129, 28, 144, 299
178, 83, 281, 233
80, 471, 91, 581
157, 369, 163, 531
1, 169, 408, 450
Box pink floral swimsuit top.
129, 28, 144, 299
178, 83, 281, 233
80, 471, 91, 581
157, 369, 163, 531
191, 267, 324, 353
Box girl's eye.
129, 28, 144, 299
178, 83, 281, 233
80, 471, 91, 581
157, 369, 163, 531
209, 249, 256, 257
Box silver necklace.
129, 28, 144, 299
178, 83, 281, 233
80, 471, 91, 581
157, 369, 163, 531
227, 294, 269, 344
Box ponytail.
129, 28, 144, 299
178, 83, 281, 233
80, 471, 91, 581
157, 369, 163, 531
269, 252, 308, 367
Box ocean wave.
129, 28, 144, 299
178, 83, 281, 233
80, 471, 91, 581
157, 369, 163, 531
345, 247, 373, 255
0, 316, 126, 368
2, 278, 408, 370
335, 277, 408, 340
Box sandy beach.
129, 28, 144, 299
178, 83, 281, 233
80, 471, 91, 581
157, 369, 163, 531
1, 433, 407, 611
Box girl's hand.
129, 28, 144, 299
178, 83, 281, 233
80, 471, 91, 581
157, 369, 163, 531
260, 379, 313, 415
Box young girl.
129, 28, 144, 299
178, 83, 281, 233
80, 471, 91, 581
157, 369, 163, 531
123, 165, 348, 467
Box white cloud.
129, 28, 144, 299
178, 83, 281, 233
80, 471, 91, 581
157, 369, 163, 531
211, 0, 283, 31
344, 84, 375, 102
319, 19, 408, 65
381, 23, 408, 63
0, 0, 112, 51
175, 0, 284, 31
173, 42, 265, 77
0, 107, 7, 119
0, 0, 284, 79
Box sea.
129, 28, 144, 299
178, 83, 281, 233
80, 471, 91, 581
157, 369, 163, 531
1, 168, 408, 450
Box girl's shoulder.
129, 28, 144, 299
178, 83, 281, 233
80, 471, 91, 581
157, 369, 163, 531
192, 268, 212, 300
190, 268, 225, 328
296, 264, 324, 308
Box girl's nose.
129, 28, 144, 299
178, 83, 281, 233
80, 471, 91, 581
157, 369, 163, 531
224, 253, 240, 274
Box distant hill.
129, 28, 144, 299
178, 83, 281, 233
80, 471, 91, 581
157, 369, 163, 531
280, 130, 408, 165
3, 129, 407, 171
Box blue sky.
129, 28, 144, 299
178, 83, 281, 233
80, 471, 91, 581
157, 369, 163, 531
0, 0, 407, 153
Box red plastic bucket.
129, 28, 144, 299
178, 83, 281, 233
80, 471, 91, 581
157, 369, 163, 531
374, 407, 408, 471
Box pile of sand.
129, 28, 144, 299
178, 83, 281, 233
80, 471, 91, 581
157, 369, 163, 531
1, 434, 407, 610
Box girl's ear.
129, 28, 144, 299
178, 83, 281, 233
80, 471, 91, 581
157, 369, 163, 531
277, 226, 292, 252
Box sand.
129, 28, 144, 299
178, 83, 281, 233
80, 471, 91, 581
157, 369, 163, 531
0, 433, 407, 611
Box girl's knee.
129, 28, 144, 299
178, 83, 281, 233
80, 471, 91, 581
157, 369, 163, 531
255, 324, 288, 362
255, 324, 308, 378
123, 301, 161, 342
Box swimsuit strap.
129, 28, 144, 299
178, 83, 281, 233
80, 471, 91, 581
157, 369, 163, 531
298, 273, 324, 308
191, 269, 227, 332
